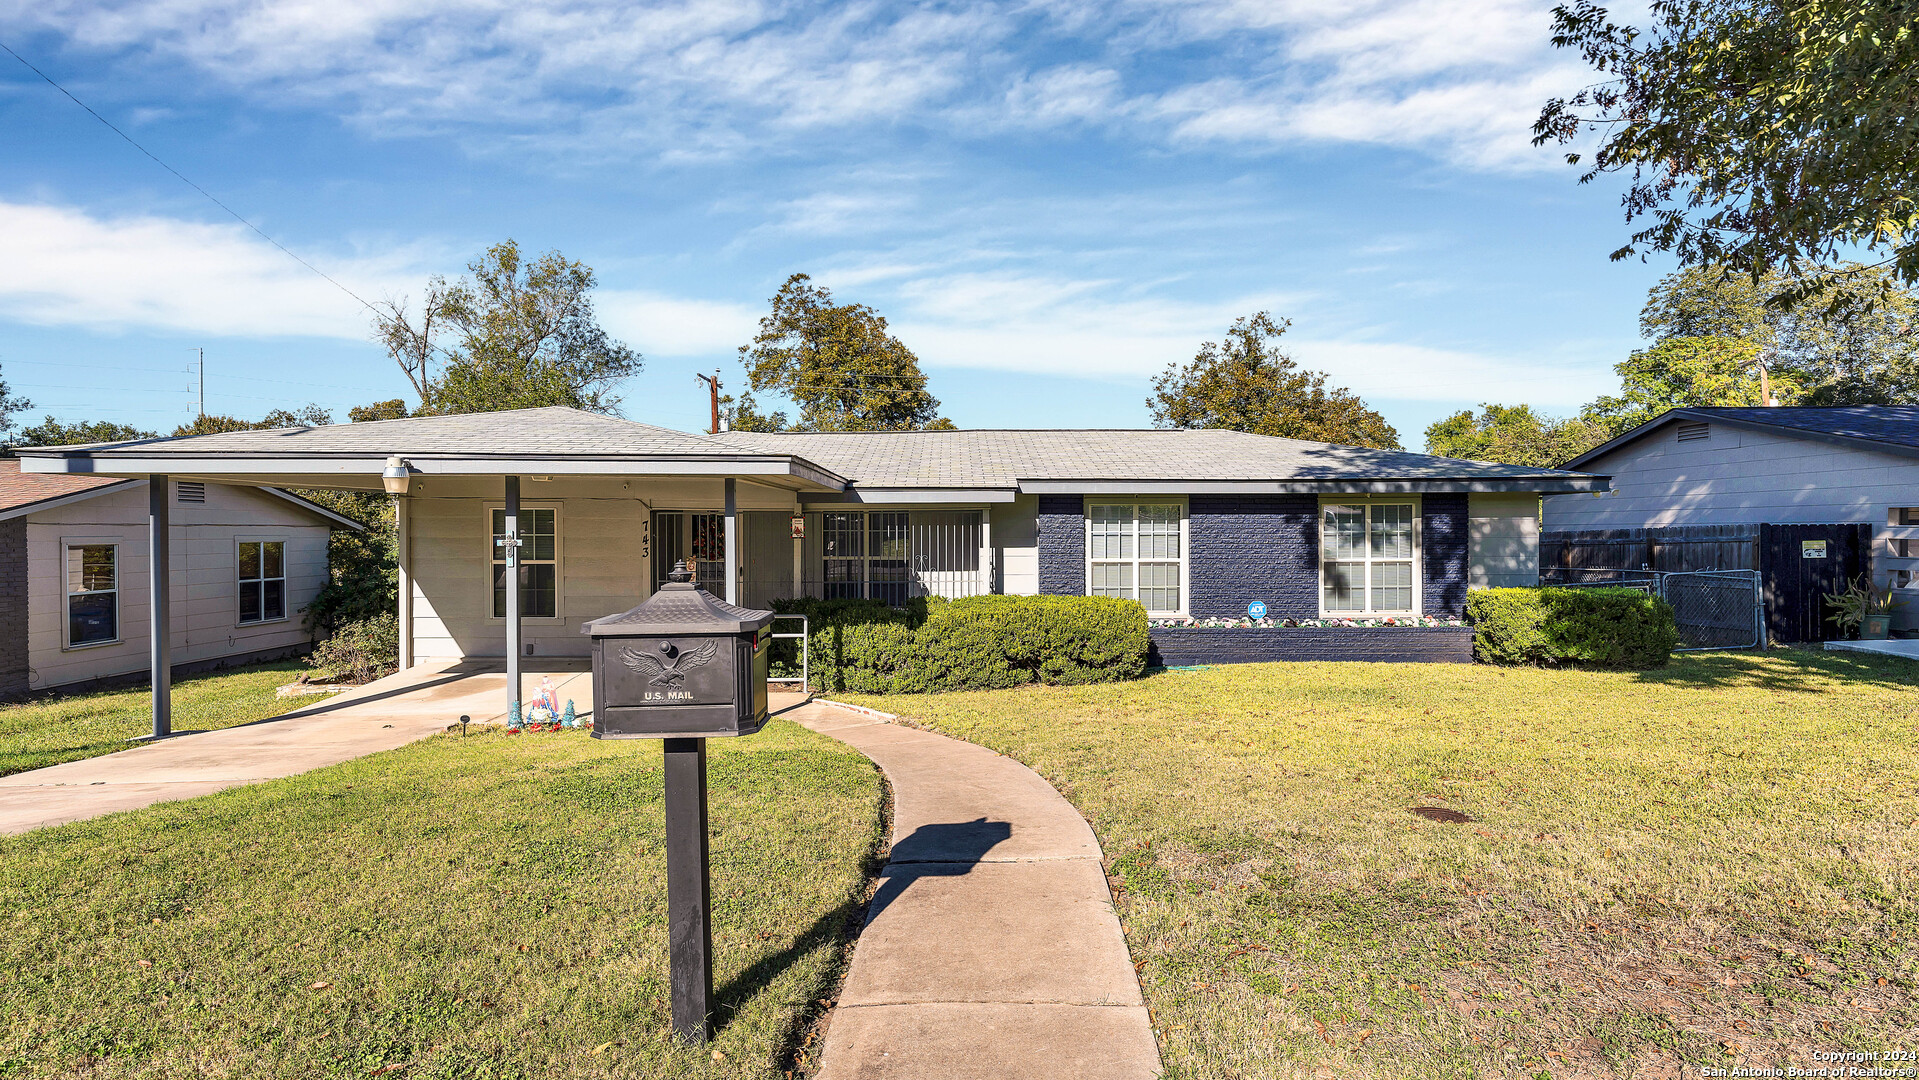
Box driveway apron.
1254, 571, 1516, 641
787, 698, 1161, 1080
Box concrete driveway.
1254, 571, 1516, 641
0, 659, 594, 835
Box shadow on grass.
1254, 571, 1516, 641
1630, 647, 1919, 693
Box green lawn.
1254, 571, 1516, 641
0, 661, 330, 778
846, 649, 1919, 1080
0, 719, 883, 1079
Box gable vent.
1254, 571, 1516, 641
177, 481, 206, 503
1675, 422, 1711, 443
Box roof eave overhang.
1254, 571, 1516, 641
16, 453, 848, 492
1014, 478, 1610, 494
801, 487, 1020, 504
1564, 408, 1919, 469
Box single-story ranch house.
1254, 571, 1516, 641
0, 458, 359, 696
17, 407, 1607, 703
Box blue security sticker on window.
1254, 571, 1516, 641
1247, 601, 1267, 619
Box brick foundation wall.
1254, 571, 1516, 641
1037, 495, 1085, 596
0, 519, 26, 697
1189, 495, 1319, 618
1148, 626, 1475, 666
1422, 494, 1470, 618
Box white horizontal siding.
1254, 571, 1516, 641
24, 482, 333, 690
996, 494, 1039, 596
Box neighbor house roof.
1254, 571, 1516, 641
717, 428, 1606, 498
0, 459, 362, 528
0, 458, 136, 519
1564, 406, 1919, 470
17, 407, 1607, 496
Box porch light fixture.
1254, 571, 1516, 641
382, 456, 412, 495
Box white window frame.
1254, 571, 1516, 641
236, 538, 290, 626
1318, 496, 1423, 617
63, 540, 121, 650
487, 503, 563, 621
1083, 498, 1189, 618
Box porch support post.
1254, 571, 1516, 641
395, 494, 412, 670
792, 503, 804, 600
147, 475, 171, 739
723, 478, 738, 605
504, 475, 522, 719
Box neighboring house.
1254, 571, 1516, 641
0, 460, 360, 695
1545, 406, 1919, 637
15, 407, 1606, 668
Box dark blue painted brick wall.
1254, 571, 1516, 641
1189, 495, 1319, 618
1422, 494, 1469, 618
1036, 495, 1085, 595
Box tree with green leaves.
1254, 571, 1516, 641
1535, 0, 1919, 308
0, 365, 30, 443
1424, 404, 1610, 467
173, 404, 331, 437
1582, 337, 1796, 435
1148, 312, 1401, 449
373, 241, 641, 416
1634, 264, 1919, 404
730, 273, 952, 432
11, 417, 157, 448
347, 399, 410, 423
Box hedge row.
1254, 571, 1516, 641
770, 594, 1149, 694
1466, 586, 1679, 668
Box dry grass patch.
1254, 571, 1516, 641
848, 649, 1919, 1079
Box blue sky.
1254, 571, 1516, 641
0, 0, 1664, 448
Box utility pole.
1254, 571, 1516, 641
1752, 348, 1776, 407
695, 370, 722, 434
196, 348, 205, 419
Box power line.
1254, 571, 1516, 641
0, 38, 388, 325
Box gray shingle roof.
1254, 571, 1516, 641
1566, 405, 1919, 469
714, 428, 1594, 486
29, 407, 756, 459
1669, 406, 1919, 448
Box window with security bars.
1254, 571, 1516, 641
1320, 502, 1417, 615
237, 540, 287, 623
823, 511, 910, 605
492, 508, 557, 618
1086, 503, 1184, 614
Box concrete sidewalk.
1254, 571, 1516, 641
786, 698, 1160, 1080
0, 660, 593, 835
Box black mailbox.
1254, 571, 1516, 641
584, 561, 774, 739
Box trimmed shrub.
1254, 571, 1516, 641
305, 612, 400, 684
771, 594, 1148, 693
1466, 587, 1679, 669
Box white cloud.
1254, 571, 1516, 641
596, 290, 759, 357
5, 0, 1590, 169
0, 200, 418, 339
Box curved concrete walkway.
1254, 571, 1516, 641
787, 698, 1160, 1080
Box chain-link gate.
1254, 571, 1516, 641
1540, 568, 1764, 651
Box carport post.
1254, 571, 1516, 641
147, 475, 171, 739
504, 476, 522, 718
723, 478, 738, 605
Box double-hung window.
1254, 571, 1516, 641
1087, 502, 1185, 615
492, 508, 557, 618
238, 540, 287, 623
66, 544, 118, 647
1321, 501, 1418, 615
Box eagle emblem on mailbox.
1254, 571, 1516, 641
620, 639, 719, 687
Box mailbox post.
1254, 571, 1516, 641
584, 561, 775, 1044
